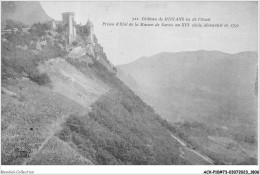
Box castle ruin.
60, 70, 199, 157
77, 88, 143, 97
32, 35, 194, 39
46, 12, 95, 46
62, 12, 77, 44
86, 19, 94, 45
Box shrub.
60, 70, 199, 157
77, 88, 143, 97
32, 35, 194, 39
4, 32, 32, 47
30, 22, 51, 38
2, 28, 65, 87
72, 41, 78, 46
58, 127, 71, 141
2, 41, 36, 80
28, 72, 52, 87
36, 43, 66, 62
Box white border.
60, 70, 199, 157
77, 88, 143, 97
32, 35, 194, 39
1, 165, 259, 174
0, 0, 259, 174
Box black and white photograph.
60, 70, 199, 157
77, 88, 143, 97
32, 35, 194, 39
1, 1, 259, 174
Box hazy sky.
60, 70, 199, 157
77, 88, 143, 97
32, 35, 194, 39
41, 1, 258, 65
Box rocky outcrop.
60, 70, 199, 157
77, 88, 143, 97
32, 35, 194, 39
85, 44, 96, 58
93, 42, 116, 73
68, 46, 87, 59
96, 53, 116, 73
67, 40, 116, 73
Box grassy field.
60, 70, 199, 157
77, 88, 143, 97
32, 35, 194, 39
26, 137, 93, 165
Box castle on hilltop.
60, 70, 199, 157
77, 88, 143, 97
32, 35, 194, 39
48, 12, 94, 45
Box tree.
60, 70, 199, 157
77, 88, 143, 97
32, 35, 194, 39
5, 19, 28, 30
30, 22, 50, 37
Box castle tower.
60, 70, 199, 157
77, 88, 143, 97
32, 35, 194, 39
62, 12, 77, 44
86, 19, 94, 45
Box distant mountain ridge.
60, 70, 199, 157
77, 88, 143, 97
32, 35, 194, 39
117, 50, 258, 165
117, 50, 258, 122
1, 1, 51, 27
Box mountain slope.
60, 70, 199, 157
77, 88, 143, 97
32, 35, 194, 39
38, 58, 109, 108
2, 1, 256, 165
52, 60, 214, 164
1, 1, 51, 27
117, 50, 257, 122
117, 50, 258, 165
1, 17, 214, 165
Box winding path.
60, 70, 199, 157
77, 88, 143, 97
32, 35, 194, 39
170, 134, 214, 165
22, 115, 69, 165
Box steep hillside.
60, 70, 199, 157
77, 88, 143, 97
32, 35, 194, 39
117, 50, 258, 165
1, 79, 93, 165
52, 58, 214, 165
1, 1, 51, 27
2, 1, 256, 165
1, 16, 214, 165
38, 58, 109, 108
